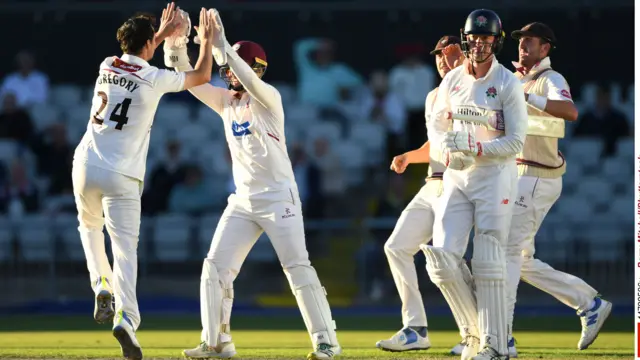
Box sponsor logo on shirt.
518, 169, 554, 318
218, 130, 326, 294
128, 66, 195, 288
231, 121, 251, 136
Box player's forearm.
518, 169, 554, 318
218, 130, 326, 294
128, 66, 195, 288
191, 40, 213, 84
175, 63, 224, 114
526, 94, 578, 121
479, 135, 524, 157
406, 141, 431, 164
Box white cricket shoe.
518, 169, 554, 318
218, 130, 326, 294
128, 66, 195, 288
452, 336, 517, 358
93, 276, 114, 324
461, 336, 480, 360
472, 346, 508, 360
507, 336, 518, 358
182, 341, 237, 359
578, 297, 612, 350
376, 327, 431, 352
112, 311, 142, 360
307, 343, 341, 359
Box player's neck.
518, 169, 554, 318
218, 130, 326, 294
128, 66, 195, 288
469, 58, 492, 79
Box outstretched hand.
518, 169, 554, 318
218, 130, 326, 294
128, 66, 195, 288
443, 44, 465, 70
156, 2, 181, 43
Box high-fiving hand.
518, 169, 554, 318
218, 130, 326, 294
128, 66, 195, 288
156, 2, 181, 43
194, 7, 215, 44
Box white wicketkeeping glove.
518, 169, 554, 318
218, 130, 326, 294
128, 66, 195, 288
443, 147, 476, 170
443, 131, 482, 157
163, 7, 191, 68
194, 8, 228, 65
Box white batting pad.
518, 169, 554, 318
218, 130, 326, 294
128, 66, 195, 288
200, 259, 223, 346
284, 266, 339, 347
421, 245, 479, 338
472, 234, 508, 355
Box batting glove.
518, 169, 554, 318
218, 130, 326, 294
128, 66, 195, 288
163, 8, 191, 68
444, 131, 483, 157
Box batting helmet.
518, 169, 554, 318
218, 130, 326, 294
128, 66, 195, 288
460, 9, 505, 62
220, 40, 268, 91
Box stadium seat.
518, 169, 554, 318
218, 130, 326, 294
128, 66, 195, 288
51, 85, 83, 108
567, 138, 603, 168
153, 214, 192, 261
198, 214, 220, 254
0, 140, 18, 165
333, 140, 365, 185
59, 226, 85, 261
576, 178, 612, 205
17, 227, 54, 262
155, 102, 191, 131
349, 122, 386, 165
53, 214, 77, 234
554, 196, 593, 223
272, 82, 296, 104
29, 104, 61, 131
285, 103, 320, 124
176, 122, 212, 152
616, 138, 634, 157
602, 156, 631, 177
578, 82, 598, 105
582, 225, 623, 261
608, 197, 633, 224
0, 229, 12, 262
304, 121, 342, 144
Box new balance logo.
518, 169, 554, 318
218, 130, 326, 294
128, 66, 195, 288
232, 121, 251, 136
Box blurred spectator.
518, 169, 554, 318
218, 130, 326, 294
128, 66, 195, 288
168, 165, 216, 215
294, 38, 363, 108
360, 70, 407, 160
290, 142, 321, 217
389, 44, 435, 150
143, 140, 188, 214
0, 51, 49, 108
574, 85, 630, 156
31, 123, 73, 196
0, 159, 39, 216
310, 137, 345, 218
0, 92, 35, 146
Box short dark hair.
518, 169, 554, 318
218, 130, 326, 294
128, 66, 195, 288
116, 13, 156, 55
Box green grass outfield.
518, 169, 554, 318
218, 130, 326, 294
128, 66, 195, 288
0, 315, 633, 359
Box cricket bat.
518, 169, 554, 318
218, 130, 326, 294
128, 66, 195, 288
450, 112, 565, 138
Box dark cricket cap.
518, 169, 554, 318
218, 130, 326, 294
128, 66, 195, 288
430, 35, 461, 55
511, 22, 557, 44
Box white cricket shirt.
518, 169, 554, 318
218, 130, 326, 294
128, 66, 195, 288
179, 43, 297, 202
74, 54, 185, 181
434, 57, 528, 166
424, 87, 448, 175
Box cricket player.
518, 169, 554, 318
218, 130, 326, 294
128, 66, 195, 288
72, 4, 215, 359
506, 22, 612, 352
420, 9, 528, 360
375, 35, 467, 353
162, 9, 340, 359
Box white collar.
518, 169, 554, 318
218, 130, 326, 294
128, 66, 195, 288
120, 54, 150, 68
512, 56, 551, 77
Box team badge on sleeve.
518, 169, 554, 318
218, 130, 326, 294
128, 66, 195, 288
560, 89, 572, 99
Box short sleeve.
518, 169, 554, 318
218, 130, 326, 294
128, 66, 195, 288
544, 71, 573, 102
151, 68, 186, 94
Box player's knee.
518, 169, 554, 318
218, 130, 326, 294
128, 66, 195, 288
201, 258, 219, 282
421, 245, 460, 286
283, 264, 321, 290
471, 234, 505, 281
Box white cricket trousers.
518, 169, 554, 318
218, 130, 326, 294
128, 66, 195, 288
384, 179, 442, 328
72, 162, 143, 330
506, 175, 598, 333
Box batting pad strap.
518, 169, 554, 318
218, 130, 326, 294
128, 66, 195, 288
421, 245, 479, 338
164, 47, 190, 69
200, 259, 223, 346
284, 266, 339, 347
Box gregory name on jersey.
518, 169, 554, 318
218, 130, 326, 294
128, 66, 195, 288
97, 73, 140, 93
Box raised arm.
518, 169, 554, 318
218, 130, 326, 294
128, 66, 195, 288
163, 8, 226, 114
293, 38, 321, 73
525, 71, 578, 121
479, 75, 527, 156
